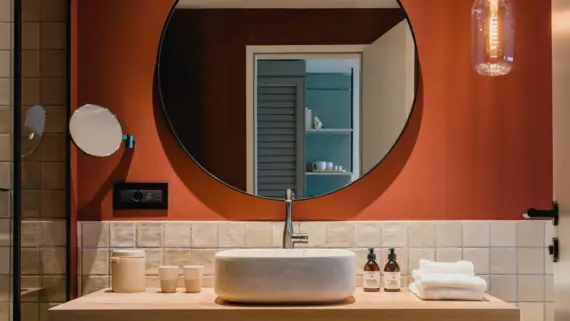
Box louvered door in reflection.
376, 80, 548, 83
256, 77, 305, 198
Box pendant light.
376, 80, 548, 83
472, 0, 515, 76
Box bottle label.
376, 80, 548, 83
383, 272, 401, 290
363, 271, 381, 289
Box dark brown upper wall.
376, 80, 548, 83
158, 9, 406, 190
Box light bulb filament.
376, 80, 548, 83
488, 0, 500, 60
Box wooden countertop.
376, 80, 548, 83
50, 288, 519, 321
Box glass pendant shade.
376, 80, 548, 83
472, 0, 515, 76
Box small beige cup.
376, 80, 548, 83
182, 265, 204, 293
159, 266, 180, 293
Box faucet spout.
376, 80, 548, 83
282, 189, 309, 248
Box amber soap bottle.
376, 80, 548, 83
363, 248, 381, 292
383, 248, 401, 292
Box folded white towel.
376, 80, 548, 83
411, 270, 487, 292
409, 281, 485, 301
419, 259, 475, 275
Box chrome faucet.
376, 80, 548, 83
282, 189, 309, 248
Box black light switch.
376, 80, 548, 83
113, 182, 168, 210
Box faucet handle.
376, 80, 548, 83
291, 233, 309, 246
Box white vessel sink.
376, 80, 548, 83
214, 248, 356, 304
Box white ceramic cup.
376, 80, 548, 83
183, 265, 204, 293
159, 266, 180, 293
326, 162, 334, 170
312, 161, 326, 171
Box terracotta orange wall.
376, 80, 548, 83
72, 0, 552, 221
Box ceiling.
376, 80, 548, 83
176, 0, 400, 9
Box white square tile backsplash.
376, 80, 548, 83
78, 219, 553, 321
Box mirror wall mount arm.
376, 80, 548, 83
122, 134, 135, 149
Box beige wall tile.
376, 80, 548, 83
490, 275, 517, 302
545, 303, 554, 321
39, 133, 65, 161
0, 134, 10, 161
0, 23, 10, 50
44, 106, 66, 133
81, 276, 109, 296
0, 79, 10, 105
0, 0, 10, 22
408, 222, 435, 248
40, 189, 65, 218
518, 247, 544, 274
490, 248, 517, 274
463, 248, 490, 274
0, 106, 10, 134
22, 303, 39, 321
41, 275, 66, 302
42, 247, 66, 274
545, 275, 553, 302
490, 221, 517, 247
42, 219, 66, 246
163, 222, 191, 248
22, 0, 41, 22
518, 275, 545, 302
463, 221, 490, 247
517, 221, 545, 247
40, 0, 66, 22
381, 222, 408, 248
245, 222, 272, 248
21, 275, 40, 302
0, 218, 8, 246
110, 222, 135, 248
144, 248, 163, 275
190, 249, 216, 275
40, 49, 65, 77
21, 248, 40, 275
326, 222, 354, 247
82, 221, 109, 248
218, 222, 244, 248
21, 221, 41, 247
22, 78, 40, 105
0, 191, 9, 218
408, 248, 434, 271
0, 162, 9, 190
435, 248, 462, 262
190, 223, 217, 248
22, 50, 40, 77
40, 303, 60, 321
354, 222, 380, 248
40, 22, 65, 49
0, 246, 9, 274
0, 50, 9, 77
40, 161, 65, 189
40, 77, 64, 105
163, 249, 191, 267
136, 222, 163, 248
0, 303, 9, 321
435, 221, 462, 247
0, 275, 8, 302
22, 22, 40, 49
22, 162, 41, 189
81, 249, 109, 275
22, 190, 40, 218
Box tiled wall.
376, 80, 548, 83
18, 0, 68, 321
78, 220, 553, 321
0, 1, 13, 321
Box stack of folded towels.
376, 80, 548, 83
409, 259, 488, 301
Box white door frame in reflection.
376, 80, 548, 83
246, 45, 365, 195
245, 21, 415, 196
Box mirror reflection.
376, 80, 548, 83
158, 1, 418, 199
69, 104, 125, 157
22, 105, 46, 158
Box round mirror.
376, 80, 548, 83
22, 105, 46, 158
69, 104, 124, 157
157, 0, 419, 199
